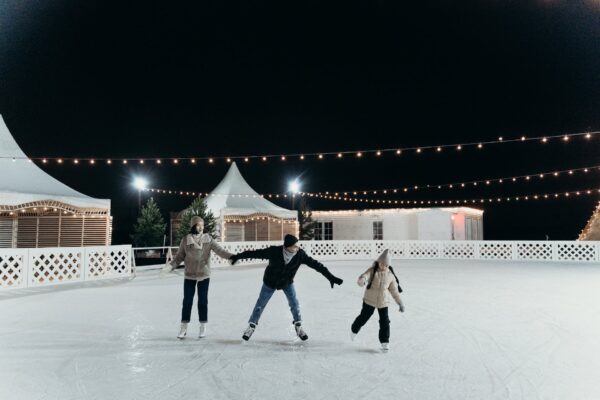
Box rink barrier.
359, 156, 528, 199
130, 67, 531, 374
0, 245, 133, 290
162, 240, 600, 267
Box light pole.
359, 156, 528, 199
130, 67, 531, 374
133, 177, 148, 211
289, 179, 300, 210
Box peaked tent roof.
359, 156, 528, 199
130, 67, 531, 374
578, 202, 600, 240
204, 162, 296, 219
0, 115, 110, 209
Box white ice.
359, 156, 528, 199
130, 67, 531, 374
1, 260, 599, 400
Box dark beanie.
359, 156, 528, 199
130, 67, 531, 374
284, 234, 299, 247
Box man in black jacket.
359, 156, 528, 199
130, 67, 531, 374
230, 234, 343, 341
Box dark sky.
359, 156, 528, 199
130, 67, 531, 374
1, 0, 599, 244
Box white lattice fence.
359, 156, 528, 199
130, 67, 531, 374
85, 246, 132, 280
0, 245, 133, 290
163, 240, 600, 269
557, 242, 598, 262
0, 249, 27, 289
28, 247, 84, 287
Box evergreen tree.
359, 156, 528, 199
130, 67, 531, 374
175, 196, 217, 244
298, 196, 316, 240
131, 198, 167, 247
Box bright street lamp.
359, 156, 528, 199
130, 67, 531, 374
133, 177, 148, 210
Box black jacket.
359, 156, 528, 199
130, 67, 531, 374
235, 246, 335, 290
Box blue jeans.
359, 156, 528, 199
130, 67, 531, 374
181, 278, 210, 323
249, 283, 301, 324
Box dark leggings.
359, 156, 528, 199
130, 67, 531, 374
181, 278, 210, 323
351, 302, 390, 343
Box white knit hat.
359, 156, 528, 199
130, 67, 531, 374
376, 249, 391, 268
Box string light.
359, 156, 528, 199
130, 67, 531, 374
15, 129, 598, 165
304, 163, 600, 196
307, 187, 600, 206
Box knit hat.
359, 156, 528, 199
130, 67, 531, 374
376, 249, 391, 268
284, 234, 299, 248
191, 216, 204, 226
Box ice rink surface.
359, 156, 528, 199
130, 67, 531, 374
1, 260, 599, 400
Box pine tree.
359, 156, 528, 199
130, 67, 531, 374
175, 196, 217, 244
131, 198, 167, 247
298, 196, 316, 240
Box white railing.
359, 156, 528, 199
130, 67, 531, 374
163, 240, 600, 267
0, 245, 133, 290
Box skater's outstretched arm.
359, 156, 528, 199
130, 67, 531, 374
210, 238, 233, 259
357, 267, 373, 287
230, 247, 273, 264
169, 237, 187, 269
388, 279, 404, 312
301, 252, 343, 288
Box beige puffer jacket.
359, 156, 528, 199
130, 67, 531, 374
169, 233, 232, 280
358, 266, 402, 309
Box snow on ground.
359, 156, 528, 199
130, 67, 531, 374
1, 260, 599, 400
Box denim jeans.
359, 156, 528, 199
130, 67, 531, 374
351, 302, 390, 343
181, 278, 210, 323
249, 283, 301, 324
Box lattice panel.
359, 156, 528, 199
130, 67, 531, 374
375, 242, 406, 257
342, 242, 372, 257
308, 242, 338, 257
29, 249, 83, 286
0, 251, 26, 288
479, 242, 513, 260
408, 242, 440, 259
443, 243, 476, 259
557, 243, 597, 262
86, 247, 131, 279
517, 243, 553, 261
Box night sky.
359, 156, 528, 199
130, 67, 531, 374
1, 0, 599, 244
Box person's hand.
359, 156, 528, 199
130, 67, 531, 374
398, 299, 405, 313
229, 254, 239, 265
328, 275, 343, 289
357, 277, 366, 287
160, 263, 173, 276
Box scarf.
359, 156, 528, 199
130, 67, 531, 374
282, 248, 296, 265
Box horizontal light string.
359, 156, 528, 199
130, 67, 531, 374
304, 187, 600, 206
3, 130, 597, 164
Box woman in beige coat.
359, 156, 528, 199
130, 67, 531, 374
350, 249, 404, 351
161, 216, 233, 339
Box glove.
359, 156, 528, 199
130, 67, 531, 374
357, 276, 366, 287
229, 254, 240, 265
398, 299, 405, 313
328, 275, 343, 289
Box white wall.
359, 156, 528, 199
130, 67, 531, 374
417, 210, 452, 240
313, 208, 483, 241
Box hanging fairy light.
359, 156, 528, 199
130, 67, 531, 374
14, 128, 599, 165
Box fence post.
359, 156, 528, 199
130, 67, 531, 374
511, 241, 518, 261
26, 248, 34, 288
552, 242, 559, 262
82, 247, 88, 281
22, 249, 30, 289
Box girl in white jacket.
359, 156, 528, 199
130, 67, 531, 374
351, 249, 404, 351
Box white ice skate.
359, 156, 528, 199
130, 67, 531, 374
198, 322, 207, 338
177, 322, 188, 339
350, 330, 357, 342
242, 323, 256, 341
381, 342, 390, 352
294, 321, 308, 341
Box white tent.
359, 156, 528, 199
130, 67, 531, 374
0, 115, 111, 248
204, 162, 296, 219
172, 162, 297, 242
